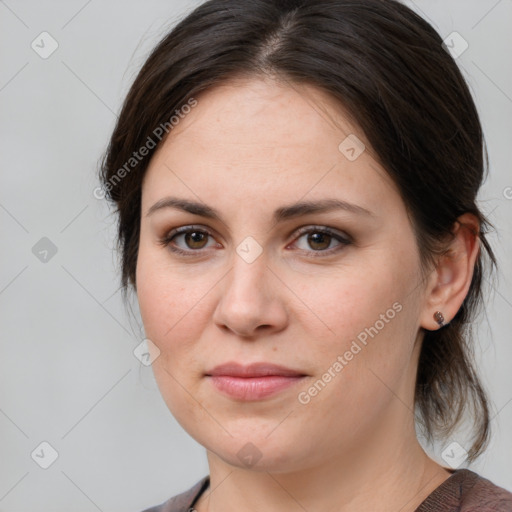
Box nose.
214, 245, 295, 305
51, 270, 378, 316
212, 249, 289, 339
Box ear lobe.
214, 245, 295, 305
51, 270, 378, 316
420, 214, 480, 331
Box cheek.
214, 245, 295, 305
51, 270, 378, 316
137, 275, 208, 352
135, 245, 207, 358
297, 251, 420, 395
136, 235, 205, 323
135, 251, 213, 423
296, 259, 406, 346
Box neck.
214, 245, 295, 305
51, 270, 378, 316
195, 414, 451, 512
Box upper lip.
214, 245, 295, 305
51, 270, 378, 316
206, 362, 306, 378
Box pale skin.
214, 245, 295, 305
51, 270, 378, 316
135, 77, 480, 512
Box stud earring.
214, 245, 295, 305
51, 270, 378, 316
433, 311, 445, 327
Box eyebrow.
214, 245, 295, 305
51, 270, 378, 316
145, 196, 374, 223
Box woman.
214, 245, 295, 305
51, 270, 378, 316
99, 0, 512, 510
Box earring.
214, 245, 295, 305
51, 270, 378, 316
433, 311, 445, 327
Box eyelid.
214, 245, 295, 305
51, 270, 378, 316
289, 224, 352, 244
157, 224, 220, 250
158, 223, 352, 256
285, 225, 352, 257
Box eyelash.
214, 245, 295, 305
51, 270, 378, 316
157, 224, 352, 258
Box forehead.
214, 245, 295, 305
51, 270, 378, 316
141, 77, 400, 218
166, 77, 357, 153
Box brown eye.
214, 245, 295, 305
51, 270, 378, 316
183, 231, 209, 249
158, 226, 219, 255
290, 226, 352, 257
307, 232, 332, 251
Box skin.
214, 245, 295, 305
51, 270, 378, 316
135, 76, 480, 512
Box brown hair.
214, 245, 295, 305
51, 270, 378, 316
99, 0, 497, 461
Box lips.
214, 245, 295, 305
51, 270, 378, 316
206, 361, 306, 378
205, 362, 307, 400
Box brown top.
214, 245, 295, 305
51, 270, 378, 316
141, 469, 512, 512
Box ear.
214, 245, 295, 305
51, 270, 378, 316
420, 213, 480, 331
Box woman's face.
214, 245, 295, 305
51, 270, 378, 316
136, 77, 431, 472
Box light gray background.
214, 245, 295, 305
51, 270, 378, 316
1, 1, 511, 511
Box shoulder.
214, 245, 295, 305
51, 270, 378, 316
416, 469, 512, 512
460, 470, 512, 511
140, 475, 210, 512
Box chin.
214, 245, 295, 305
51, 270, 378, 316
199, 426, 308, 472
213, 444, 303, 474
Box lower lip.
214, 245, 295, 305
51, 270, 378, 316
207, 375, 306, 400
